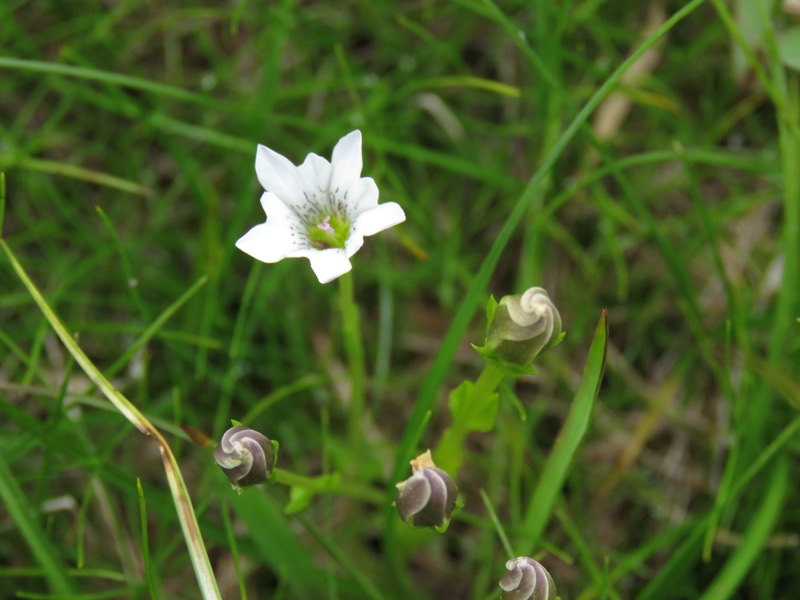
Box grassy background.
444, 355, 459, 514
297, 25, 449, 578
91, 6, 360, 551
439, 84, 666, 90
1, 0, 799, 598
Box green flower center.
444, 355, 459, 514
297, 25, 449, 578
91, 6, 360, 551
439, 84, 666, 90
309, 215, 350, 249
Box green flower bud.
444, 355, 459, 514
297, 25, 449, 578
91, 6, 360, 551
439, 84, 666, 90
499, 557, 557, 600
486, 287, 562, 366
214, 425, 276, 492
395, 451, 458, 530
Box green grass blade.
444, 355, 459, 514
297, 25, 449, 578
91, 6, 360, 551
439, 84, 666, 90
0, 452, 76, 595
136, 479, 159, 600
637, 415, 800, 600
0, 157, 153, 197
296, 514, 385, 600
94, 206, 150, 321
637, 523, 706, 600
0, 240, 221, 600
0, 239, 151, 433
227, 486, 325, 597
220, 498, 246, 600
699, 458, 789, 600
0, 172, 5, 236
0, 57, 224, 109
478, 488, 515, 560
517, 309, 608, 554
105, 275, 208, 379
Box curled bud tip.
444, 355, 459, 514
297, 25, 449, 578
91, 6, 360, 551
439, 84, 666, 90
214, 425, 276, 491
486, 287, 562, 366
499, 557, 556, 600
395, 451, 458, 530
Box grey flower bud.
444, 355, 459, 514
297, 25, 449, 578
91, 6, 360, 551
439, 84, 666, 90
486, 287, 562, 366
214, 425, 276, 492
499, 557, 556, 600
395, 451, 458, 530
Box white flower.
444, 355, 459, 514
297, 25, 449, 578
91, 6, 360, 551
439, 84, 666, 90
235, 130, 406, 284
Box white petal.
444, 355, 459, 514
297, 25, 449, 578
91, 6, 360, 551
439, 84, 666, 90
307, 249, 352, 284
298, 153, 332, 191
259, 191, 295, 222
345, 177, 380, 216
236, 193, 307, 262
330, 130, 363, 192
255, 144, 304, 206
345, 231, 366, 259
351, 202, 406, 237
236, 222, 302, 264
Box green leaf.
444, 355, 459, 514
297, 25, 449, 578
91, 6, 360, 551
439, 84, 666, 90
285, 486, 316, 515
283, 472, 341, 515
449, 381, 499, 432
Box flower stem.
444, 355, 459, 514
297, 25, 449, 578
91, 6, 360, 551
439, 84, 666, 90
338, 272, 367, 451
435, 362, 506, 475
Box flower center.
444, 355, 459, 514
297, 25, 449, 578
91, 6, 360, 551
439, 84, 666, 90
309, 214, 349, 249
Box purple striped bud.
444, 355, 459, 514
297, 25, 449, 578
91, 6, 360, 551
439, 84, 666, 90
499, 557, 557, 600
395, 451, 458, 530
214, 425, 276, 492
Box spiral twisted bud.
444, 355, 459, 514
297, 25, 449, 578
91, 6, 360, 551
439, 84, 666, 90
214, 425, 276, 493
499, 557, 557, 600
485, 287, 562, 366
395, 451, 458, 531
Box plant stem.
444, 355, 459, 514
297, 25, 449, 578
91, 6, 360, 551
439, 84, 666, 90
338, 272, 367, 452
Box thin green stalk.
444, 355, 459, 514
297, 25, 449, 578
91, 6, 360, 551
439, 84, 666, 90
338, 272, 367, 450
321, 404, 337, 600
479, 489, 515, 560
0, 239, 221, 600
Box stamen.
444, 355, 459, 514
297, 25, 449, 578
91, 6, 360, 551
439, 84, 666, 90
317, 215, 334, 233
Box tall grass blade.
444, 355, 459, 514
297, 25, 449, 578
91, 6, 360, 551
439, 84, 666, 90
0, 240, 221, 600
518, 309, 608, 554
